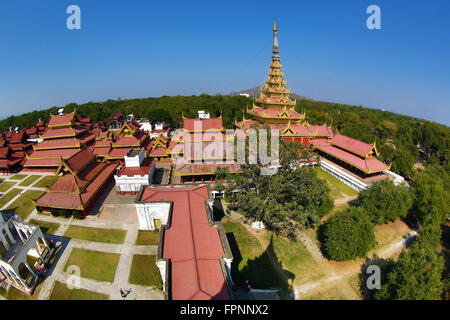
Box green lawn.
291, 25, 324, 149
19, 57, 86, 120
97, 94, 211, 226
263, 232, 326, 285
0, 181, 16, 192
33, 175, 59, 188
128, 255, 162, 288
135, 230, 159, 246
18, 175, 41, 187
0, 188, 21, 209
9, 174, 27, 180
6, 189, 45, 220
28, 219, 60, 235
223, 218, 285, 290
49, 281, 109, 300
64, 248, 120, 283
314, 167, 359, 197
64, 225, 127, 244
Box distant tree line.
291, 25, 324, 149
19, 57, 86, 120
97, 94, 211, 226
1, 94, 448, 178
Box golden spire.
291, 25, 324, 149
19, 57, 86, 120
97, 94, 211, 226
273, 19, 277, 32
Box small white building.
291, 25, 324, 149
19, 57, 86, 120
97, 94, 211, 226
138, 119, 152, 133
197, 110, 210, 119
0, 211, 54, 294
114, 148, 155, 195
150, 122, 168, 139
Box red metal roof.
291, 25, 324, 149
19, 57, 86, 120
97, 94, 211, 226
26, 148, 81, 160
35, 137, 79, 149
24, 158, 63, 167
93, 147, 111, 156
331, 133, 374, 157
65, 149, 95, 172
48, 113, 75, 127
41, 126, 86, 139
315, 142, 388, 173
248, 107, 303, 118
183, 117, 223, 132
175, 162, 242, 175
117, 158, 153, 177
10, 131, 26, 143
108, 148, 132, 158
139, 186, 230, 300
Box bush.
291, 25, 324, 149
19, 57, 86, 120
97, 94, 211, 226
358, 180, 412, 225
50, 210, 59, 217
323, 207, 377, 261
416, 223, 442, 250
36, 206, 42, 213
72, 211, 84, 220
375, 243, 445, 300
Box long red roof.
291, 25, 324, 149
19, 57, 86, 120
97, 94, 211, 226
331, 133, 375, 157
183, 117, 223, 132
139, 186, 230, 300
313, 141, 388, 173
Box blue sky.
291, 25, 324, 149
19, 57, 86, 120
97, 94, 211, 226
0, 0, 449, 125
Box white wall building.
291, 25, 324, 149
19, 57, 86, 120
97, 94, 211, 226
0, 212, 53, 294
114, 148, 155, 195
135, 202, 171, 231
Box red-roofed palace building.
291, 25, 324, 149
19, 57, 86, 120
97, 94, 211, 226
24, 109, 96, 171
34, 148, 118, 216
135, 184, 234, 300
235, 22, 393, 190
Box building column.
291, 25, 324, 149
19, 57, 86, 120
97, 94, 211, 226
0, 234, 10, 251
36, 241, 46, 262
40, 236, 50, 251
11, 271, 28, 290
25, 263, 37, 278
4, 227, 16, 245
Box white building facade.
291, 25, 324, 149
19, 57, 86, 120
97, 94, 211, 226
114, 148, 156, 195
0, 212, 53, 294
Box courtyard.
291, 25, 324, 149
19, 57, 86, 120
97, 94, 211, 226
0, 172, 165, 300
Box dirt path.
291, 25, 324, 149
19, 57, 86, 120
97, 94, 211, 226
294, 230, 418, 298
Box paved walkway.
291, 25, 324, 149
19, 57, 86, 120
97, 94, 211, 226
0, 174, 48, 211
24, 207, 164, 300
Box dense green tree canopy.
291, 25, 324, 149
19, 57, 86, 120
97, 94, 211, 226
411, 171, 448, 227
224, 139, 333, 238
374, 243, 445, 300
323, 207, 377, 261
357, 180, 413, 225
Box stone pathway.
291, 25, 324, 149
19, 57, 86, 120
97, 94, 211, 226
24, 209, 164, 300
0, 174, 48, 211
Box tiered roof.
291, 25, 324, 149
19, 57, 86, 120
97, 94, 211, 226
34, 149, 117, 212
24, 110, 96, 169
254, 21, 297, 110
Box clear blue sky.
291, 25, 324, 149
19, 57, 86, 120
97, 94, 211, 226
1, 0, 449, 125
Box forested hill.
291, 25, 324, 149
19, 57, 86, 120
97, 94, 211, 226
0, 94, 448, 179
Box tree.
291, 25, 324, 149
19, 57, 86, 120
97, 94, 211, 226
374, 243, 445, 300
411, 171, 447, 227
357, 180, 412, 225
226, 165, 332, 238
323, 207, 377, 261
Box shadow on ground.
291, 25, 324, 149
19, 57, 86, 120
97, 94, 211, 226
226, 232, 295, 300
